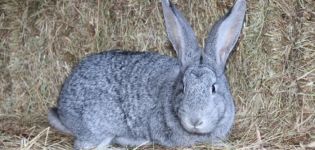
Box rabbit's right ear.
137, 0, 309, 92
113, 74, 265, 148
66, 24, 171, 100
162, 0, 201, 69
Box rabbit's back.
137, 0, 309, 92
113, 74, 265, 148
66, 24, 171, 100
57, 50, 179, 139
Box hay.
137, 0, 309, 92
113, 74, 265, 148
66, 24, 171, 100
0, 0, 314, 149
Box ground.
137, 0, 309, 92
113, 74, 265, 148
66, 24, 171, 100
0, 0, 315, 149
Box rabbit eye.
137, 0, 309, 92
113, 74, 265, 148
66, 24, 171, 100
211, 84, 216, 93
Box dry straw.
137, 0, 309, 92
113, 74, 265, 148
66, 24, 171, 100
0, 0, 314, 149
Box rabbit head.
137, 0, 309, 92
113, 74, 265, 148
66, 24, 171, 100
162, 0, 246, 134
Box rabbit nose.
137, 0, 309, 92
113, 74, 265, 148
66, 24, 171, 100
190, 118, 203, 128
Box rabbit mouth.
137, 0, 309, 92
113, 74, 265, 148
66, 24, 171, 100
185, 127, 209, 135
180, 117, 213, 134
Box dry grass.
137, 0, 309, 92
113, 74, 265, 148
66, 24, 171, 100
0, 0, 314, 149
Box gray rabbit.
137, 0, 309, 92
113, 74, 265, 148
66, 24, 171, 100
48, 0, 246, 149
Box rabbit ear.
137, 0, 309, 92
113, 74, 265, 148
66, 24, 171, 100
203, 0, 246, 70
162, 0, 201, 69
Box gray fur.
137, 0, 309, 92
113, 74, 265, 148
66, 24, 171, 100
48, 0, 246, 149
48, 107, 72, 134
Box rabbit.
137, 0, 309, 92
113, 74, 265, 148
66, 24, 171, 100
48, 0, 246, 149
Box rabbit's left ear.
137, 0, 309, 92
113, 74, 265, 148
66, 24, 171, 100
203, 0, 246, 69
162, 0, 201, 69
